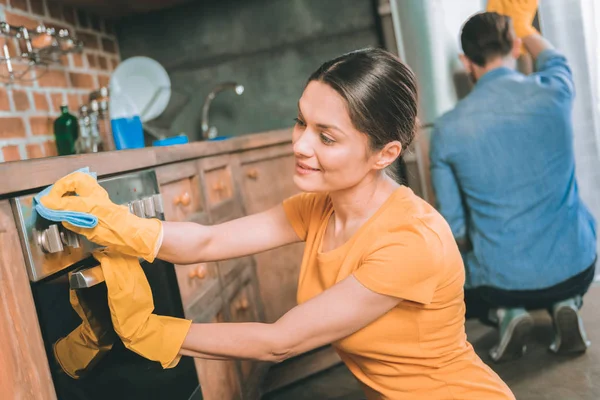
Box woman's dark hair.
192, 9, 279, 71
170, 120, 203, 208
461, 12, 514, 67
306, 48, 418, 155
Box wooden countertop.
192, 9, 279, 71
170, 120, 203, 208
0, 129, 292, 197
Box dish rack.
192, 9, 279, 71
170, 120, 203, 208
0, 21, 83, 84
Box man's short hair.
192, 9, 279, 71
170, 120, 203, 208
461, 12, 514, 67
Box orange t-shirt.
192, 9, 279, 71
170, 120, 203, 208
283, 186, 514, 400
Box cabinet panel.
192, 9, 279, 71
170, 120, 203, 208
237, 145, 304, 322
199, 155, 238, 209
195, 311, 243, 400
156, 162, 205, 222
175, 262, 219, 308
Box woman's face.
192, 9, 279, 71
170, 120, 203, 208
292, 81, 381, 193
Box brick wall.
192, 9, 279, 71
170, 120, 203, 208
0, 0, 120, 162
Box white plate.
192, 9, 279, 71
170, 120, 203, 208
109, 56, 171, 122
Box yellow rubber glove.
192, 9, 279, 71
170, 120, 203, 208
487, 0, 539, 38
40, 171, 163, 262
54, 289, 116, 379
94, 250, 192, 368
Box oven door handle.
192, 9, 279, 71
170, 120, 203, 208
69, 265, 105, 289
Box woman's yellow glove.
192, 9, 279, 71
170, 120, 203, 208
487, 0, 539, 38
54, 289, 116, 379
40, 171, 163, 262
94, 251, 192, 369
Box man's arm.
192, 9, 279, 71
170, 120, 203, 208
429, 126, 470, 250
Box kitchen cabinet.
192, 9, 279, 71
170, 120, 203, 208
235, 145, 305, 323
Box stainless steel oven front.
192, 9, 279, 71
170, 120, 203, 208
11, 169, 201, 400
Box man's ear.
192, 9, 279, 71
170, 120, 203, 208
374, 141, 402, 170
459, 54, 473, 74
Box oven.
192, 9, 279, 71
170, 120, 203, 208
11, 170, 201, 400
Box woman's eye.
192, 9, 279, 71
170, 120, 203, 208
293, 118, 305, 127
320, 133, 335, 145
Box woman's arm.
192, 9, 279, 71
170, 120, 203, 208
178, 275, 401, 362
157, 204, 301, 265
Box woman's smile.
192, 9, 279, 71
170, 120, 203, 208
295, 161, 321, 175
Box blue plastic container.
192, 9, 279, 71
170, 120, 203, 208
109, 92, 145, 150
152, 135, 189, 147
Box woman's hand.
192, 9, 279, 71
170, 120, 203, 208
40, 171, 163, 262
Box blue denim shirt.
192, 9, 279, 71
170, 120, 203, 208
430, 49, 597, 290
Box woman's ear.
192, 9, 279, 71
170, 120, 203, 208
459, 54, 472, 75
374, 141, 402, 170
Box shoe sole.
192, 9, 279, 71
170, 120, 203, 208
550, 305, 590, 354
490, 314, 534, 363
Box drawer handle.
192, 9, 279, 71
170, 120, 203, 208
236, 297, 249, 311
188, 263, 208, 279
212, 181, 226, 192
174, 192, 191, 206
246, 169, 258, 179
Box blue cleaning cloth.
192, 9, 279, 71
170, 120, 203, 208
33, 167, 99, 228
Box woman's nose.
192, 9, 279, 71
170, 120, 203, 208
292, 129, 314, 158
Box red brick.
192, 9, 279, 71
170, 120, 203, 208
111, 58, 120, 70
98, 74, 110, 87
10, 0, 29, 12
0, 88, 10, 111
86, 53, 97, 68
97, 55, 108, 70
0, 117, 26, 139
43, 140, 58, 157
29, 0, 45, 16
26, 143, 44, 159
69, 72, 95, 89
5, 11, 40, 29
0, 0, 7, 5
9, 63, 35, 86
63, 6, 76, 26
33, 92, 49, 111
2, 145, 21, 162
50, 92, 65, 112
30, 116, 52, 135
38, 69, 68, 87
71, 53, 84, 68
101, 38, 116, 54
12, 89, 30, 111
46, 1, 63, 20
67, 93, 81, 111
77, 31, 99, 49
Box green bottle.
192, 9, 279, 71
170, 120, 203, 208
53, 105, 78, 156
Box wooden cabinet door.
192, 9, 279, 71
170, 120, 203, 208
0, 201, 56, 399
156, 161, 206, 223
235, 145, 305, 322
194, 310, 243, 400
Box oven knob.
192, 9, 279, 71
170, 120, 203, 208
131, 200, 145, 218
60, 228, 80, 249
142, 197, 156, 218
152, 194, 164, 214
36, 224, 64, 253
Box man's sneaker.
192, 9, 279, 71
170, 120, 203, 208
489, 308, 534, 363
549, 297, 590, 354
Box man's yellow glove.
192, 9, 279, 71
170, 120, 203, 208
94, 250, 191, 368
54, 289, 116, 379
487, 0, 539, 38
40, 171, 163, 262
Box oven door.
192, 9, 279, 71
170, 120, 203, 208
31, 257, 201, 400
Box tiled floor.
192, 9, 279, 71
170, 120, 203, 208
265, 284, 600, 400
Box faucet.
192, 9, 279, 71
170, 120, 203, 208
200, 81, 244, 140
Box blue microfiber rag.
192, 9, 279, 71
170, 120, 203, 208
33, 167, 99, 228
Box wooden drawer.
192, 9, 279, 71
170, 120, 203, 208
174, 262, 219, 308
199, 155, 239, 209
156, 162, 204, 222
218, 256, 253, 288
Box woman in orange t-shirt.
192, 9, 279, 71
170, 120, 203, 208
48, 48, 513, 399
